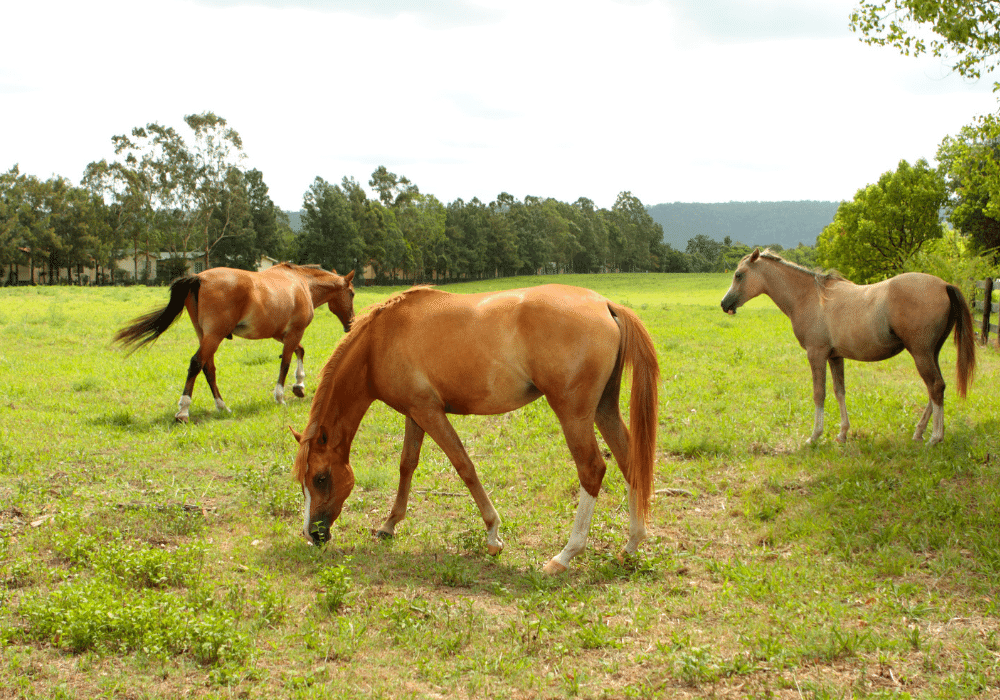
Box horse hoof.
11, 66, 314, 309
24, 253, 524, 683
542, 559, 567, 575
293, 385, 305, 398
174, 414, 189, 423
487, 543, 503, 556
373, 529, 394, 540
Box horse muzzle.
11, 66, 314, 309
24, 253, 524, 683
720, 295, 739, 315
308, 519, 332, 544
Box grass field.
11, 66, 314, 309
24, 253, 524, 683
2, 273, 1000, 699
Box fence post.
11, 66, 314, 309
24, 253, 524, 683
982, 278, 995, 344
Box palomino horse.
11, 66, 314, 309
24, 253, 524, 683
114, 263, 355, 422
291, 284, 659, 574
721, 248, 975, 445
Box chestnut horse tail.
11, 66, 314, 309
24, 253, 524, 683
947, 284, 976, 398
608, 302, 660, 524
113, 276, 200, 354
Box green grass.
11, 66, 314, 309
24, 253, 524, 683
2, 274, 1000, 698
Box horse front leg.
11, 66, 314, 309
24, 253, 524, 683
829, 356, 850, 443
377, 416, 425, 538
411, 408, 503, 556
273, 337, 303, 404
806, 349, 828, 444
291, 346, 306, 398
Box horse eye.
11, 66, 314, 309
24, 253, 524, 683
314, 474, 328, 488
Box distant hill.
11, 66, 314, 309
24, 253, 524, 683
286, 210, 303, 233
647, 201, 840, 250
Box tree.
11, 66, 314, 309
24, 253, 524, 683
605, 192, 663, 272
686, 234, 724, 272
90, 112, 251, 272
850, 0, 1000, 85
297, 177, 364, 274
937, 115, 1000, 259
816, 159, 947, 283
212, 169, 282, 270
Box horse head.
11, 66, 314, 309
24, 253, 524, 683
327, 269, 356, 332
721, 248, 764, 315
290, 424, 355, 544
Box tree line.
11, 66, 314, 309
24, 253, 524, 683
3, 112, 717, 286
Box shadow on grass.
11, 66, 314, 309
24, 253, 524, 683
255, 529, 673, 600
88, 396, 291, 432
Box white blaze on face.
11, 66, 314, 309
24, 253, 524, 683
302, 484, 312, 539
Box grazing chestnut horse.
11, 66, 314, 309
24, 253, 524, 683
291, 284, 659, 574
721, 248, 975, 445
114, 263, 355, 422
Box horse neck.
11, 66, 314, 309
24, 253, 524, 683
302, 271, 342, 308
310, 329, 374, 453
759, 258, 817, 317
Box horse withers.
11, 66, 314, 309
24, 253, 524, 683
113, 263, 355, 422
290, 284, 660, 574
721, 248, 975, 445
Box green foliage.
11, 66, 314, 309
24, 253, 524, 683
851, 0, 1000, 83
316, 563, 354, 613
938, 114, 1000, 260
297, 177, 364, 275
816, 158, 947, 282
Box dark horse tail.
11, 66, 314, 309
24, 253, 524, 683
112, 276, 200, 354
947, 284, 976, 398
607, 302, 660, 525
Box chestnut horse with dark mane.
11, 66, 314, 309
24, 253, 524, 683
291, 284, 659, 574
721, 248, 975, 445
114, 263, 355, 422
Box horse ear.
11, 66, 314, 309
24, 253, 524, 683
289, 426, 303, 443
344, 269, 355, 283
750, 248, 760, 262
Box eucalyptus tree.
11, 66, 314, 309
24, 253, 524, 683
87, 112, 252, 273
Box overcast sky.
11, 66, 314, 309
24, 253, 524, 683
2, 0, 997, 212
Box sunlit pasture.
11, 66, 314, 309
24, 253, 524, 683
1, 274, 999, 699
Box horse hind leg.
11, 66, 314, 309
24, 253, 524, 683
829, 357, 850, 443
175, 352, 202, 422
595, 392, 646, 558
200, 345, 229, 414
543, 413, 607, 575
911, 351, 946, 444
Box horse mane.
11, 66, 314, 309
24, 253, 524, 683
276, 261, 327, 273
298, 286, 440, 461
753, 248, 845, 288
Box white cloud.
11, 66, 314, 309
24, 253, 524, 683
0, 0, 996, 212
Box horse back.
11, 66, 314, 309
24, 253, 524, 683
823, 273, 952, 361
369, 285, 621, 415
192, 266, 312, 339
